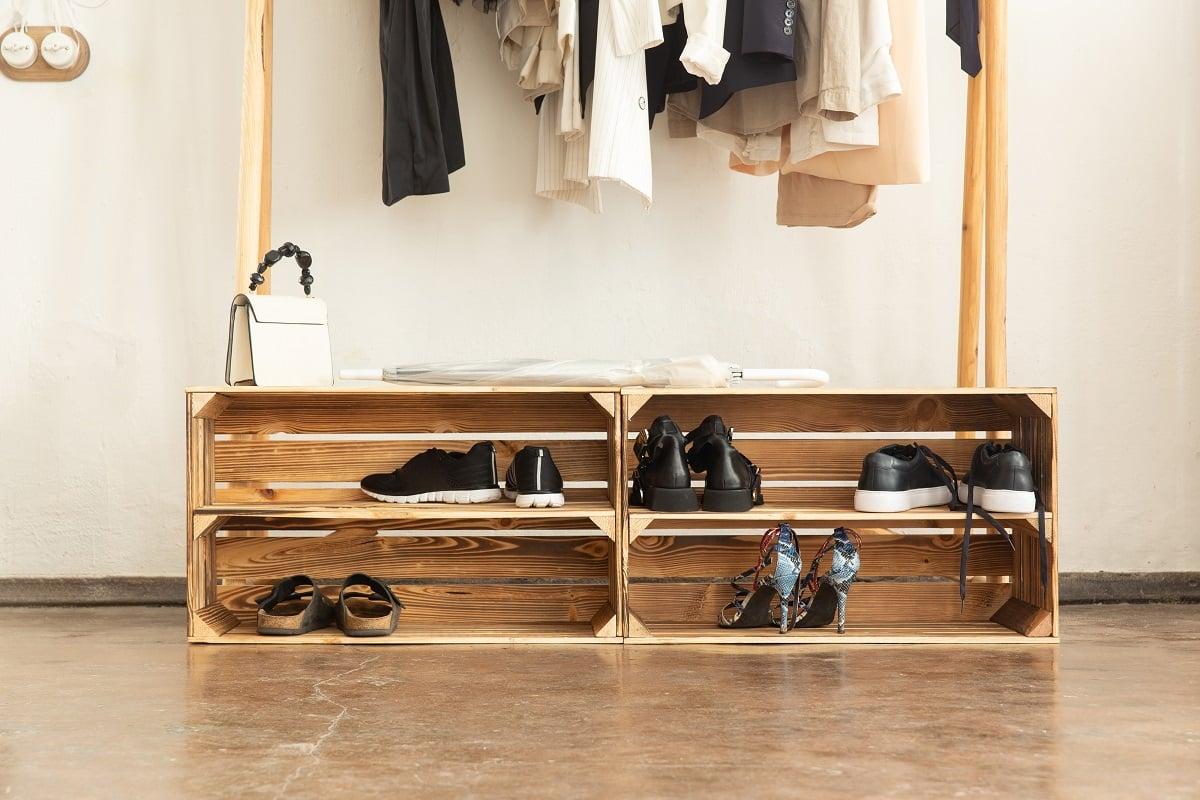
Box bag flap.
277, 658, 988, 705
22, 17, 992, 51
237, 294, 328, 325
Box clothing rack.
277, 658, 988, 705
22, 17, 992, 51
231, 0, 1010, 386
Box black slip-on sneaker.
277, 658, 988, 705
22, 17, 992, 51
360, 442, 501, 504
957, 442, 1036, 513
853, 443, 955, 512
685, 415, 764, 512
503, 446, 565, 508
629, 415, 699, 512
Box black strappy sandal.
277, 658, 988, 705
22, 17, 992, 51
336, 573, 404, 637
256, 575, 336, 635
719, 524, 804, 632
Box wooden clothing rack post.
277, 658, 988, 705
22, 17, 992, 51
958, 0, 1008, 391
232, 0, 1010, 384
230, 0, 273, 536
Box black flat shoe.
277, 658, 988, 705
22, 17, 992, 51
685, 415, 763, 512
629, 416, 699, 512
256, 575, 336, 635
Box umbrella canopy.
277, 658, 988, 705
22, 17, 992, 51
341, 356, 828, 388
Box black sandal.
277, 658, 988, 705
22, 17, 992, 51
256, 575, 336, 635
336, 573, 404, 637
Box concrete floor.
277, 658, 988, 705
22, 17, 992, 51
0, 606, 1197, 798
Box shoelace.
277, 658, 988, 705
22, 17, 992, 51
910, 444, 1019, 608
961, 473, 1049, 599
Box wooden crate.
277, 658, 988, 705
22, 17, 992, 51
620, 388, 1059, 645
186, 387, 623, 644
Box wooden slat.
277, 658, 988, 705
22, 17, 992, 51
213, 486, 613, 505
214, 438, 609, 482
629, 394, 1016, 432
193, 621, 617, 645
628, 582, 1010, 623
631, 497, 1049, 534
626, 621, 1057, 645
215, 394, 607, 434
216, 535, 609, 581
219, 583, 607, 625
197, 501, 616, 537
623, 437, 1003, 481
628, 534, 1013, 579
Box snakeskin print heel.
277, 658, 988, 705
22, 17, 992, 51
793, 527, 862, 634
719, 523, 804, 633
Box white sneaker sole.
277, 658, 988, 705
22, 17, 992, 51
363, 487, 501, 504
957, 483, 1035, 513
853, 486, 953, 513
503, 488, 566, 508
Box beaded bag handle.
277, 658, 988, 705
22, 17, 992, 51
248, 242, 314, 295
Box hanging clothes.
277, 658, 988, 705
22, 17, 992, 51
669, 0, 897, 167
379, 0, 465, 204
698, 0, 797, 118
778, 0, 929, 184
534, 0, 730, 211
946, 0, 981, 76
498, 0, 564, 101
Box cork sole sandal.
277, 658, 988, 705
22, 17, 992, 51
256, 575, 336, 635
336, 573, 404, 637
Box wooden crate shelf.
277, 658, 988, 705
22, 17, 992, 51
186, 387, 624, 644
185, 386, 1058, 646
620, 387, 1060, 645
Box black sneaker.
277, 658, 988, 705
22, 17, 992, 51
503, 446, 565, 508
957, 442, 1036, 513
360, 442, 500, 504
629, 416, 699, 512
853, 443, 955, 512
685, 415, 764, 512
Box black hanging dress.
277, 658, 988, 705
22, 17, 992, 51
379, 0, 465, 205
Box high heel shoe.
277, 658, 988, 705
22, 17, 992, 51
793, 527, 862, 634
719, 523, 803, 632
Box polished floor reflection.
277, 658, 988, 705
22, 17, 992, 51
0, 605, 1196, 798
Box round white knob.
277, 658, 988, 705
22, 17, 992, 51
1, 30, 37, 69
40, 30, 79, 70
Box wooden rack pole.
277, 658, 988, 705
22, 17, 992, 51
956, 59, 986, 389
233, 0, 273, 294
982, 0, 1008, 387
230, 0, 273, 538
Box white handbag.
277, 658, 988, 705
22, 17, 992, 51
225, 243, 333, 387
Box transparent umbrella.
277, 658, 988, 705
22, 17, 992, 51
340, 355, 828, 388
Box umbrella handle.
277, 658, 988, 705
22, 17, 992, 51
737, 368, 830, 386
340, 368, 384, 381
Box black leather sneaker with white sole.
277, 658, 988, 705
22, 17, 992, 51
503, 446, 565, 508
957, 442, 1036, 513
360, 442, 500, 504
853, 443, 955, 512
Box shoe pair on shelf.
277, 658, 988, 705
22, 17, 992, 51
718, 525, 862, 634
853, 441, 1037, 514
853, 440, 1048, 603
256, 574, 403, 637
629, 415, 764, 512
360, 442, 565, 508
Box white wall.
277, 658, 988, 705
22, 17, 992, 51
1, 1, 1197, 576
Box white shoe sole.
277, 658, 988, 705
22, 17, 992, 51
853, 486, 953, 513
503, 488, 566, 508
957, 483, 1035, 513
363, 487, 502, 504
